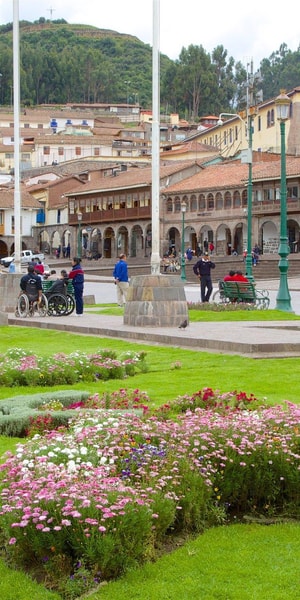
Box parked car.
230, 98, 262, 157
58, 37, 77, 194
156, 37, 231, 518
0, 250, 45, 268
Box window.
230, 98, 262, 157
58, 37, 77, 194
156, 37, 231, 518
11, 215, 14, 234
174, 197, 181, 212
216, 193, 223, 209
24, 123, 30, 129
224, 192, 232, 208
258, 116, 261, 131
94, 147, 100, 156
75, 147, 81, 156
287, 186, 298, 199
190, 195, 197, 211
0, 211, 4, 225
38, 124, 43, 129
207, 193, 214, 210
43, 146, 50, 155
264, 188, 274, 201
199, 194, 205, 210
57, 209, 61, 224
233, 191, 241, 207
58, 147, 64, 156
167, 199, 173, 212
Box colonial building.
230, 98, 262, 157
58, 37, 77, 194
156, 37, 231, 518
161, 154, 300, 257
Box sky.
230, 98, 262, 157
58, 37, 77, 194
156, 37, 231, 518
0, 0, 299, 71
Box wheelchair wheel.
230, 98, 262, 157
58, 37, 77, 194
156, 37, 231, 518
47, 293, 68, 316
15, 293, 29, 317
37, 293, 48, 317
65, 294, 75, 315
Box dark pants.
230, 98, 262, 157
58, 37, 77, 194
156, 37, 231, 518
200, 276, 213, 302
74, 284, 84, 314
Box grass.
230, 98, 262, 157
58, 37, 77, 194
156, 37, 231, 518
95, 523, 300, 600
87, 305, 300, 320
0, 322, 299, 600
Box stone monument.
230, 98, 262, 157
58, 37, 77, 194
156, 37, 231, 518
124, 274, 188, 327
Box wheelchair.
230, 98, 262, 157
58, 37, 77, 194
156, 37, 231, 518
42, 281, 75, 316
15, 293, 48, 318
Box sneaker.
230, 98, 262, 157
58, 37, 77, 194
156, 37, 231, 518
76, 313, 83, 317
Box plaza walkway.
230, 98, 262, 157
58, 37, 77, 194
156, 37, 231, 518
7, 276, 300, 358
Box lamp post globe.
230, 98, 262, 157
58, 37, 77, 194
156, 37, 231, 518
274, 90, 293, 312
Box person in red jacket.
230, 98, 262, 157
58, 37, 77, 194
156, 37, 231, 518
232, 270, 249, 282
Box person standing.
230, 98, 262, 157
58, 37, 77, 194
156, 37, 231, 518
68, 257, 84, 316
113, 253, 129, 306
193, 252, 215, 302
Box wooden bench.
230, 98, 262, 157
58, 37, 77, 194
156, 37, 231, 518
213, 280, 270, 309
42, 280, 74, 296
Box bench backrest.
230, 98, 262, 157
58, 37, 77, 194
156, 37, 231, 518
222, 281, 256, 301
42, 280, 74, 296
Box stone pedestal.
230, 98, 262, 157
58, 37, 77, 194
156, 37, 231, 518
0, 273, 22, 312
124, 274, 188, 327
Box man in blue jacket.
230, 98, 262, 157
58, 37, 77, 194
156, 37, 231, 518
193, 252, 215, 302
113, 253, 129, 306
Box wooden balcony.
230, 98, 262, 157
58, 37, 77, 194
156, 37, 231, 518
69, 205, 151, 225
252, 198, 300, 214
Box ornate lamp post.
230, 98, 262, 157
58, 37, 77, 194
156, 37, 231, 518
77, 212, 82, 259
181, 200, 187, 282
275, 90, 293, 312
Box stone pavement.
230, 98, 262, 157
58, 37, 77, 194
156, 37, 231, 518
7, 276, 300, 358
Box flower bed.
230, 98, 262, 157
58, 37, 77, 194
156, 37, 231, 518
0, 388, 299, 598
0, 348, 148, 387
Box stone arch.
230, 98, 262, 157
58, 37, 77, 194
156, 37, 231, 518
287, 218, 300, 253
39, 229, 51, 255
216, 223, 232, 255
166, 226, 180, 256
116, 226, 129, 257
145, 224, 152, 257
130, 224, 143, 258
233, 222, 244, 255
103, 226, 116, 259
260, 220, 278, 254
184, 225, 197, 253
199, 225, 214, 252
90, 228, 102, 259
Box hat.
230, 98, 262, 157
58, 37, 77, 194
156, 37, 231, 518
204, 252, 209, 256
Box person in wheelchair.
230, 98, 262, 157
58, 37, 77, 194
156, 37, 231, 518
46, 270, 69, 296
20, 264, 42, 305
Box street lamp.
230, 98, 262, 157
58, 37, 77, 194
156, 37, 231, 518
181, 201, 187, 281
218, 112, 253, 281
77, 212, 82, 259
275, 90, 293, 312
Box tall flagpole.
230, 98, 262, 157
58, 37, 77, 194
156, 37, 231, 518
151, 0, 160, 274
13, 0, 21, 273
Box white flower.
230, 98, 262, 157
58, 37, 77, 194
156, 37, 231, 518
67, 460, 77, 473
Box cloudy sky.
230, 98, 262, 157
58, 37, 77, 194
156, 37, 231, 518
1, 0, 299, 70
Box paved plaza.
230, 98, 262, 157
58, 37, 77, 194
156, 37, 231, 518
8, 275, 300, 358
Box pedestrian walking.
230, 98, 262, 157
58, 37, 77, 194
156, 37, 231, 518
68, 257, 84, 316
113, 253, 129, 306
193, 252, 216, 302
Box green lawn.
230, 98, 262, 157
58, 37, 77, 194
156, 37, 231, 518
0, 323, 299, 600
